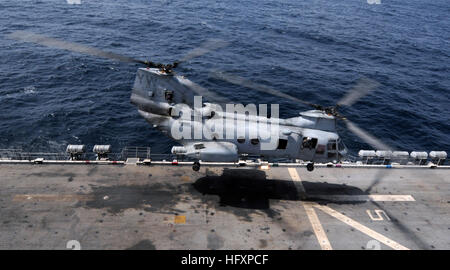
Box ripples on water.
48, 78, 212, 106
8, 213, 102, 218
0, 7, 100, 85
0, 0, 448, 155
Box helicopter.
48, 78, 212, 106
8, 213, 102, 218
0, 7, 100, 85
8, 31, 392, 172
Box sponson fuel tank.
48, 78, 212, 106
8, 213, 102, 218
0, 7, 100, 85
171, 141, 238, 162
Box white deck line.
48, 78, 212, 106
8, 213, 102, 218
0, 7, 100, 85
313, 203, 410, 250
307, 194, 415, 202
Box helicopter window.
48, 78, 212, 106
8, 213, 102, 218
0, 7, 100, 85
165, 90, 174, 102
251, 138, 259, 145
237, 137, 245, 144
194, 144, 205, 150
207, 111, 216, 119
277, 139, 288, 150
147, 91, 154, 97
328, 152, 337, 159
302, 137, 317, 150
316, 144, 325, 155
327, 140, 337, 150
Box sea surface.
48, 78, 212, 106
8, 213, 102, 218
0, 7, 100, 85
0, 0, 449, 155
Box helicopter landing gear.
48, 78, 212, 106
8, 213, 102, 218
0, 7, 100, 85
307, 162, 314, 172
192, 161, 201, 172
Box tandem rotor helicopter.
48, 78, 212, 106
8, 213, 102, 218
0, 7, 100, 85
8, 31, 392, 172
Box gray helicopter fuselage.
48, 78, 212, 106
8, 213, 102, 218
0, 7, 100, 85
131, 68, 347, 163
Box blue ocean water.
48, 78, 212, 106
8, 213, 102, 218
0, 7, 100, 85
0, 0, 448, 155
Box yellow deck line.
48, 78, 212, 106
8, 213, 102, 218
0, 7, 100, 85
287, 167, 306, 194
288, 168, 332, 250
303, 203, 333, 250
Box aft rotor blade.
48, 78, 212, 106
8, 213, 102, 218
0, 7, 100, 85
178, 39, 229, 64
210, 71, 316, 108
337, 77, 380, 107
343, 119, 392, 150
7, 30, 146, 65
364, 167, 390, 193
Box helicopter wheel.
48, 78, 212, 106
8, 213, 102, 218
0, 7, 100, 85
306, 162, 314, 172
192, 161, 201, 172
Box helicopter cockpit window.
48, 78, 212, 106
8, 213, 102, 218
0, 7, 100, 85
302, 137, 317, 150
237, 137, 245, 144
251, 138, 259, 145
338, 139, 346, 151
327, 140, 337, 150
277, 139, 288, 150
165, 90, 174, 102
328, 152, 337, 158
327, 139, 338, 158
315, 144, 325, 155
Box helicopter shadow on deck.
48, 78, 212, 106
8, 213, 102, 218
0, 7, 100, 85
192, 168, 367, 210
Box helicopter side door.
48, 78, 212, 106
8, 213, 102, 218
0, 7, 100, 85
299, 136, 318, 161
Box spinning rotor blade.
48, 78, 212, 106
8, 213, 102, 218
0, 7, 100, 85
364, 165, 391, 193
336, 78, 390, 152
8, 31, 228, 70
7, 31, 146, 65
337, 77, 380, 107
177, 76, 231, 105
179, 39, 229, 64
9, 30, 230, 105
210, 71, 316, 108
212, 70, 391, 151
343, 118, 392, 150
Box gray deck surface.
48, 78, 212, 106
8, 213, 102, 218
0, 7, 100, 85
0, 164, 448, 250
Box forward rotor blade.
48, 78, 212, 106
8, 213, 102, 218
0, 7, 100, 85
178, 39, 229, 64
7, 30, 145, 65
210, 71, 316, 108
343, 119, 392, 150
337, 77, 380, 107
176, 75, 231, 105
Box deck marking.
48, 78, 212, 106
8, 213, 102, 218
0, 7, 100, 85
308, 195, 415, 202
288, 168, 331, 249
367, 209, 391, 221
287, 168, 306, 194
303, 203, 332, 250
13, 194, 92, 202
313, 204, 409, 250
174, 215, 186, 224
180, 176, 190, 182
